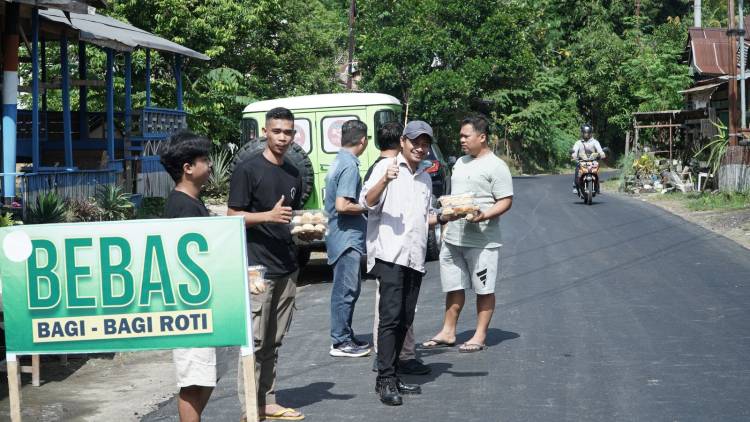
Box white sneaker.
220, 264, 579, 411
573, 188, 578, 194
329, 341, 371, 357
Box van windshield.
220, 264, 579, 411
375, 109, 398, 146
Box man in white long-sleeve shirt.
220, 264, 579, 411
359, 120, 456, 406
571, 123, 605, 193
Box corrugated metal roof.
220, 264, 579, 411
9, 0, 106, 13
678, 81, 724, 94
690, 37, 731, 75
687, 20, 750, 76
39, 9, 209, 60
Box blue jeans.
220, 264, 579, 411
330, 248, 363, 345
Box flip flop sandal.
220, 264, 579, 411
458, 343, 487, 353
421, 338, 456, 349
261, 408, 305, 421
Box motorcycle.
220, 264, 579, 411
575, 152, 600, 205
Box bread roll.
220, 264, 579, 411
302, 223, 315, 231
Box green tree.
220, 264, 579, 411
103, 0, 345, 144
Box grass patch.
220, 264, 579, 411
600, 178, 621, 191
684, 191, 750, 211
650, 191, 750, 211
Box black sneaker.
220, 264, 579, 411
396, 378, 421, 395
397, 359, 431, 375
330, 341, 371, 357
352, 337, 370, 349
376, 378, 403, 406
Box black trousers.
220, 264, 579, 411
373, 259, 423, 380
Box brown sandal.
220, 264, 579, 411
421, 338, 456, 349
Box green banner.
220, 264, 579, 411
0, 217, 250, 354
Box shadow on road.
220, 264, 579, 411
414, 328, 519, 384
276, 381, 356, 408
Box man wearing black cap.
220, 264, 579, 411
359, 120, 457, 405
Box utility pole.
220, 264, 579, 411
346, 0, 356, 91
740, 0, 747, 129
728, 0, 740, 146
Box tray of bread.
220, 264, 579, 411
290, 210, 328, 242
438, 193, 480, 219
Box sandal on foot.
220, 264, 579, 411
261, 408, 305, 421
421, 338, 456, 349
458, 343, 487, 353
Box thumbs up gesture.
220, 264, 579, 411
385, 157, 399, 184
267, 195, 292, 224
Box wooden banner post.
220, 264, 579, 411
7, 353, 22, 422
242, 349, 259, 422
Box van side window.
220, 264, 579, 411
240, 118, 258, 144
321, 115, 359, 154
294, 118, 312, 153
374, 110, 397, 146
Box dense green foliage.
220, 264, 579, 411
357, 0, 695, 169
28, 1, 735, 170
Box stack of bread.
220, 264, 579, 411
290, 211, 328, 242
438, 193, 480, 220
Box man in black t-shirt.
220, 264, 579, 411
227, 107, 305, 421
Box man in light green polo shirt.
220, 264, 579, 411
422, 114, 513, 353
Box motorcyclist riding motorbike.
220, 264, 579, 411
572, 124, 606, 194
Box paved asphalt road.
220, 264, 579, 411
143, 174, 750, 422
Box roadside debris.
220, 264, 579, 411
621, 153, 696, 194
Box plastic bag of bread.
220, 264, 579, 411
438, 193, 480, 217
289, 210, 328, 243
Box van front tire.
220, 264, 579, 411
297, 249, 312, 269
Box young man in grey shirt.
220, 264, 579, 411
422, 114, 513, 354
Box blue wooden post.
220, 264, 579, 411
31, 8, 40, 170
61, 34, 73, 168
78, 41, 88, 142
175, 55, 183, 111
2, 3, 20, 202
125, 52, 132, 137
145, 49, 151, 107
106, 48, 115, 163
41, 38, 47, 114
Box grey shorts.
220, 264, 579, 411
439, 243, 501, 295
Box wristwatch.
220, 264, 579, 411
437, 212, 448, 225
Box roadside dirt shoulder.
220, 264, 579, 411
0, 350, 175, 421
606, 188, 750, 250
